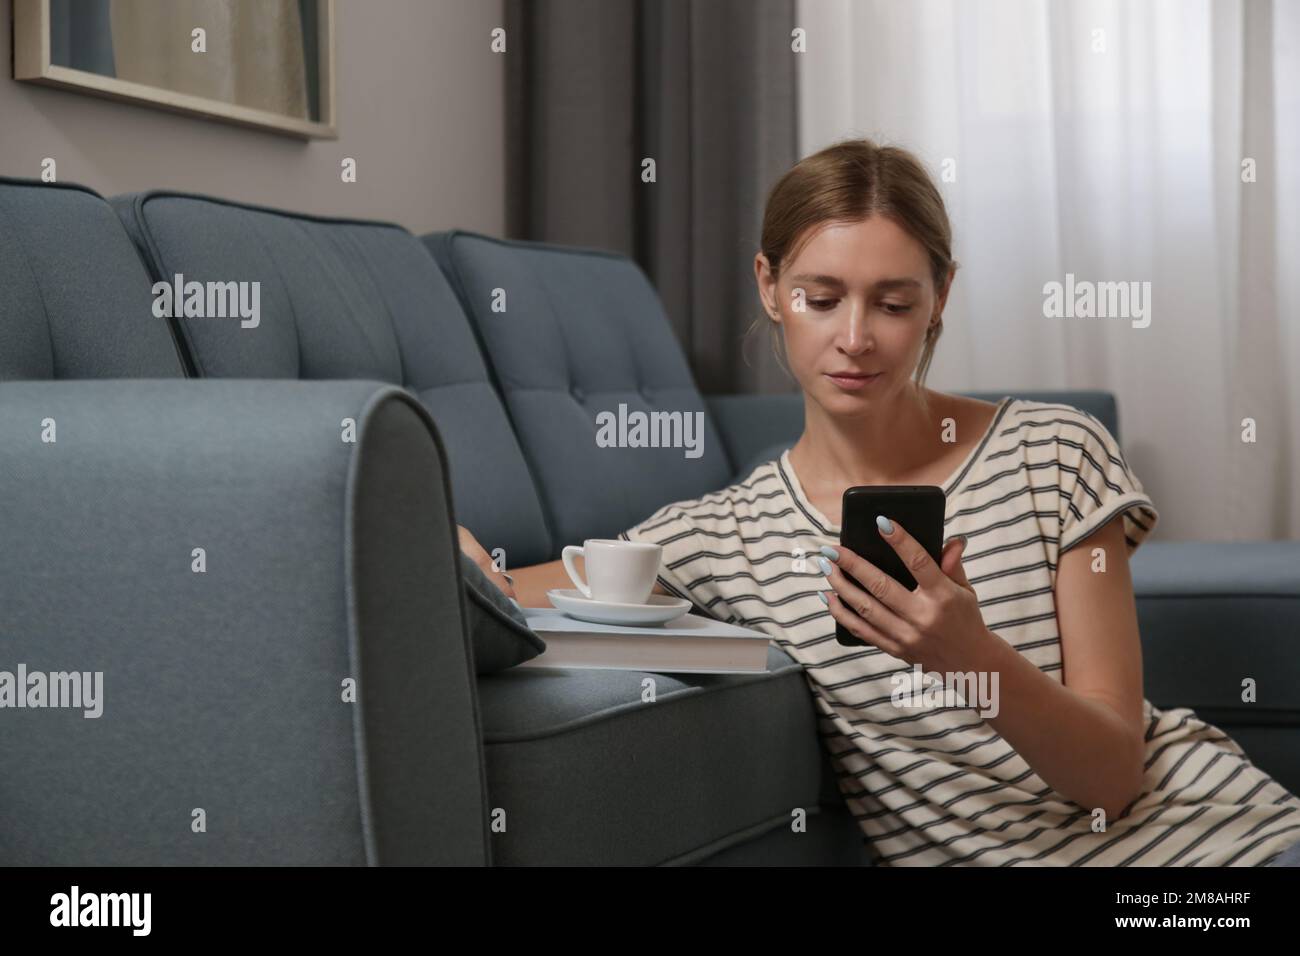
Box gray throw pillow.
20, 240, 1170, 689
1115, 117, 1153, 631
459, 552, 546, 673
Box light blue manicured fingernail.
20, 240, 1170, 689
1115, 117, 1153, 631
819, 545, 839, 561
877, 515, 894, 535
818, 590, 829, 605
817, 556, 833, 575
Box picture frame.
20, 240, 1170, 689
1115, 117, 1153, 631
12, 0, 337, 140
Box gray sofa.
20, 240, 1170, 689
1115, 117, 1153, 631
1, 176, 1297, 865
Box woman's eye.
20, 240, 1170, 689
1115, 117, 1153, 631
802, 298, 911, 312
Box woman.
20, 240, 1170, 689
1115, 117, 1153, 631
463, 138, 1300, 866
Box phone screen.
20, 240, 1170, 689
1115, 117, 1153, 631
835, 486, 946, 646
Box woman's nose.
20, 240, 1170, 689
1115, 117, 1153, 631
839, 302, 873, 352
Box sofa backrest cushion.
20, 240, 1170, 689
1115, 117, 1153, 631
424, 230, 734, 557
113, 192, 552, 565
0, 178, 182, 381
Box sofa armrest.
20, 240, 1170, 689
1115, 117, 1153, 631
707, 393, 804, 479
0, 379, 486, 865
1131, 540, 1300, 794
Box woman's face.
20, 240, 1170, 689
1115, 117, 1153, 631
755, 215, 951, 411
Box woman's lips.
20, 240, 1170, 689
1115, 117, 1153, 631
826, 372, 882, 390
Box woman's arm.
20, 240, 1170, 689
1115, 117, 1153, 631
458, 524, 667, 606
968, 514, 1147, 820
457, 525, 517, 599
509, 559, 579, 609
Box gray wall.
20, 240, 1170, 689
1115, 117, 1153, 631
0, 0, 504, 235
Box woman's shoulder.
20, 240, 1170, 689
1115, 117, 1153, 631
677, 458, 786, 519
934, 391, 1097, 431
988, 398, 1135, 494
947, 395, 1124, 481
622, 459, 784, 538
1000, 397, 1117, 444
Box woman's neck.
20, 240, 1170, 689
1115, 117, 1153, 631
791, 385, 945, 490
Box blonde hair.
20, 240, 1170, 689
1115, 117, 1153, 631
746, 138, 957, 410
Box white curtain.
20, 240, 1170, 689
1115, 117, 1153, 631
796, 0, 1300, 541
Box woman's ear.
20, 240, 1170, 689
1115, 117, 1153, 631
754, 252, 779, 318
935, 263, 957, 315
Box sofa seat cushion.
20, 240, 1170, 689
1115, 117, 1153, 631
1132, 540, 1300, 798
113, 192, 552, 566
476, 643, 842, 865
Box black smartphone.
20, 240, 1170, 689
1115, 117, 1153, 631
835, 485, 947, 646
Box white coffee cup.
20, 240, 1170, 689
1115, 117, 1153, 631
561, 539, 663, 605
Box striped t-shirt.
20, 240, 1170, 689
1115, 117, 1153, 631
620, 396, 1300, 865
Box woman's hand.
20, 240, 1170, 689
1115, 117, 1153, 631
457, 524, 518, 601
818, 517, 993, 674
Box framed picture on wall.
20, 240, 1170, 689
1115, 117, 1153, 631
12, 0, 337, 139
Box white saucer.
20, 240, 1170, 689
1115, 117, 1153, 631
546, 589, 692, 626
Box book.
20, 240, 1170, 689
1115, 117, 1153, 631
519, 607, 772, 674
